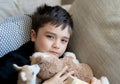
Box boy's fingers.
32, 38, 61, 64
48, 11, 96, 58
56, 66, 68, 77
61, 71, 74, 81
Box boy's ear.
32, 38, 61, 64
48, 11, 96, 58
31, 29, 37, 42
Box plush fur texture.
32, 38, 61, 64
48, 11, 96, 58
30, 52, 93, 83
13, 64, 40, 84
30, 52, 63, 80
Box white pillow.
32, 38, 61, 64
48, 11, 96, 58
0, 0, 21, 21
16, 0, 61, 14
0, 0, 61, 21
0, 15, 32, 57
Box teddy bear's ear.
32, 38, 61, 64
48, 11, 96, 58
36, 58, 42, 63
13, 64, 22, 71
64, 52, 76, 58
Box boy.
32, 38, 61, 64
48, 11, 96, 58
0, 4, 74, 84
0, 4, 101, 84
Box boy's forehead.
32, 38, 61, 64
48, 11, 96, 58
39, 23, 71, 37
42, 23, 69, 31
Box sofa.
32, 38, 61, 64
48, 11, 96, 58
0, 0, 120, 83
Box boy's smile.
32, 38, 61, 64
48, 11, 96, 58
31, 23, 71, 57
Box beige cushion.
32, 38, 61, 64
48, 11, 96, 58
0, 0, 61, 21
0, 0, 21, 21
15, 0, 61, 14
62, 4, 71, 12
68, 0, 120, 84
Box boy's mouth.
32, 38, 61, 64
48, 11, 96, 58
49, 51, 60, 56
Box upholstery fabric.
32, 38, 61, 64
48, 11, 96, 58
0, 15, 32, 57
0, 0, 61, 21
68, 0, 120, 83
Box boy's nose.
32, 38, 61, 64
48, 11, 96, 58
52, 41, 60, 49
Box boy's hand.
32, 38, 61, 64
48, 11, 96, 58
43, 66, 74, 84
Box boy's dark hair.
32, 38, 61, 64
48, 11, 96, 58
31, 4, 73, 34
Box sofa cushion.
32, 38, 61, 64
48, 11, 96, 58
68, 0, 120, 83
0, 0, 61, 21
16, 0, 61, 15
0, 15, 32, 57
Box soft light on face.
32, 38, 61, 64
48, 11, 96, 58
31, 23, 71, 57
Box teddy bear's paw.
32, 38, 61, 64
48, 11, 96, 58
100, 76, 110, 84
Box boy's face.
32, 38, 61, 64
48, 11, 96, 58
31, 23, 71, 57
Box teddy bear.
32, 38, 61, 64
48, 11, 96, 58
30, 52, 94, 84
13, 64, 40, 84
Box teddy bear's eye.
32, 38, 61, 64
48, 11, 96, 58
32, 72, 34, 75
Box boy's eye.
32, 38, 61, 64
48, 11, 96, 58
46, 35, 54, 39
61, 39, 68, 43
